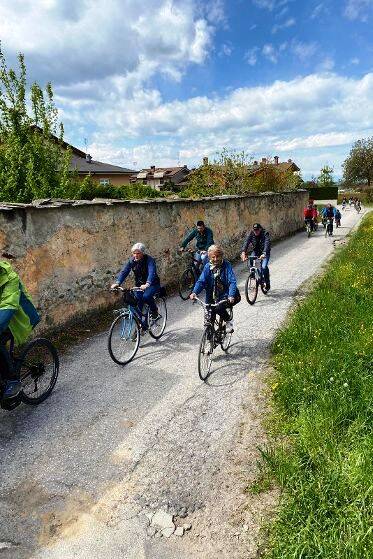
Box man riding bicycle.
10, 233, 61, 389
240, 223, 271, 291
179, 220, 214, 268
304, 203, 316, 231
111, 243, 161, 320
0, 260, 40, 401
190, 245, 240, 333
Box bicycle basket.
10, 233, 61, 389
122, 289, 138, 306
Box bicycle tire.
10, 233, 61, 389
108, 313, 140, 365
19, 338, 59, 405
178, 268, 196, 300
148, 297, 167, 339
245, 275, 258, 305
198, 328, 214, 381
220, 325, 232, 352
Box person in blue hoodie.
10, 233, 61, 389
190, 245, 240, 333
111, 243, 160, 318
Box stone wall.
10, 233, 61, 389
0, 190, 308, 331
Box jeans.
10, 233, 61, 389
134, 285, 159, 316
195, 251, 209, 268
250, 253, 270, 286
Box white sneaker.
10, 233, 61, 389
225, 321, 234, 333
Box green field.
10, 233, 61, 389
262, 212, 373, 558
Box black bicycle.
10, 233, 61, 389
178, 249, 206, 300
108, 286, 167, 365
325, 217, 333, 237
0, 336, 59, 411
245, 256, 269, 305
193, 296, 233, 381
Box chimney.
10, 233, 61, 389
253, 160, 258, 166
274, 155, 279, 165
203, 156, 209, 165
85, 153, 92, 163
288, 158, 292, 163
150, 165, 156, 172
261, 157, 267, 165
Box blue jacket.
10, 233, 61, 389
193, 260, 238, 303
322, 207, 336, 218
181, 226, 214, 251
117, 255, 160, 287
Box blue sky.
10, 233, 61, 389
1, 0, 373, 178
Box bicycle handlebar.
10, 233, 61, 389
110, 286, 144, 292
192, 296, 229, 308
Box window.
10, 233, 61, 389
99, 178, 110, 186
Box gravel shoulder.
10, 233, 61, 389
0, 207, 365, 559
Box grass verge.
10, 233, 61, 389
261, 212, 373, 558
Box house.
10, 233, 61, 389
248, 156, 300, 176
131, 165, 190, 190
70, 149, 136, 186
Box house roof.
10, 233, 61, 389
134, 166, 189, 179
249, 160, 300, 175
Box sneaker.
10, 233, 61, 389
225, 321, 234, 333
2, 380, 22, 400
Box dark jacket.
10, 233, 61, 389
181, 226, 214, 251
117, 255, 160, 287
193, 260, 238, 303
241, 229, 271, 257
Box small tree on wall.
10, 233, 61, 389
0, 47, 71, 203
317, 165, 334, 187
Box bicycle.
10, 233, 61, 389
305, 219, 313, 238
178, 249, 207, 300
193, 296, 233, 381
0, 334, 59, 411
108, 286, 167, 365
325, 217, 333, 237
245, 256, 269, 305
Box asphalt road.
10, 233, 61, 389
0, 207, 365, 559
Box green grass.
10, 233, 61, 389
262, 212, 373, 559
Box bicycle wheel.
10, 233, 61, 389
148, 297, 167, 339
306, 224, 311, 238
245, 275, 258, 305
178, 268, 195, 300
198, 328, 214, 381
220, 325, 232, 352
108, 313, 140, 365
19, 338, 59, 405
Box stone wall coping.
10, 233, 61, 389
0, 189, 307, 212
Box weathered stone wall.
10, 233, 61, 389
0, 190, 308, 331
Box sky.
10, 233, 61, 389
0, 0, 373, 178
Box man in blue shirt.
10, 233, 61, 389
190, 245, 240, 333
111, 243, 160, 318
179, 220, 214, 268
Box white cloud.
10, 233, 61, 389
0, 0, 216, 86
252, 0, 291, 11
343, 0, 373, 21
262, 43, 278, 63
317, 57, 335, 71
245, 47, 259, 66
219, 43, 233, 57
291, 40, 318, 62
311, 3, 328, 19
272, 17, 296, 33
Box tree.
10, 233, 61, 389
317, 165, 334, 187
0, 47, 72, 203
343, 137, 373, 187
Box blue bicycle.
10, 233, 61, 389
108, 286, 167, 365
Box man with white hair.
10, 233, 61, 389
111, 243, 160, 318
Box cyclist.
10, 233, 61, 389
111, 243, 161, 320
321, 204, 336, 233
179, 220, 214, 268
0, 260, 40, 401
312, 204, 319, 229
341, 197, 347, 210
240, 223, 271, 291
190, 245, 240, 333
335, 207, 342, 227
303, 203, 315, 231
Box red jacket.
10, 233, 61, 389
304, 208, 313, 219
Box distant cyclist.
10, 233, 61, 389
179, 220, 214, 268
304, 203, 316, 231
321, 203, 336, 222
335, 208, 342, 227
0, 260, 40, 401
241, 223, 271, 291
190, 245, 240, 333
111, 243, 161, 319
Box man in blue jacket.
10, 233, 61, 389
241, 223, 271, 290
190, 245, 240, 333
111, 243, 160, 318
179, 220, 214, 268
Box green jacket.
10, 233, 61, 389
0, 261, 40, 346
181, 226, 214, 251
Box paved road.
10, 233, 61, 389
0, 207, 365, 559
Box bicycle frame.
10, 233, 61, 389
194, 297, 229, 346
112, 287, 150, 331
248, 256, 263, 284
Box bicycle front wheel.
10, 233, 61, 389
179, 268, 195, 300
148, 297, 167, 339
198, 328, 214, 381
220, 326, 232, 352
20, 338, 59, 405
245, 275, 258, 305
108, 313, 140, 365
